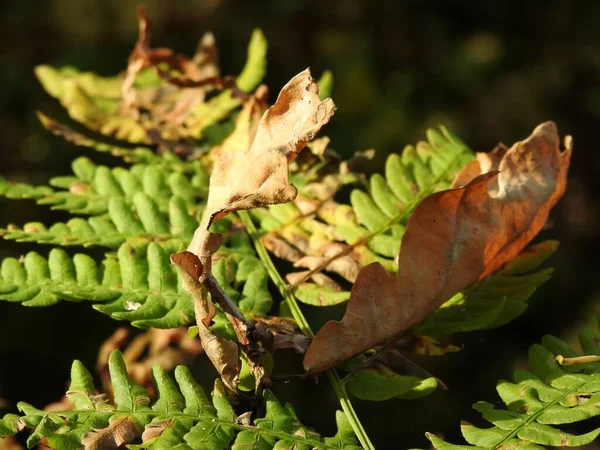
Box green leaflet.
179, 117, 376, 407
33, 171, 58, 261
345, 366, 438, 401
0, 176, 53, 200
0, 242, 272, 328
427, 321, 600, 449
1, 351, 360, 450
317, 70, 334, 100
1, 193, 196, 251
235, 29, 268, 94
414, 240, 558, 336
254, 127, 475, 306
0, 156, 207, 216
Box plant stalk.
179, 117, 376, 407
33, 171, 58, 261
238, 210, 375, 450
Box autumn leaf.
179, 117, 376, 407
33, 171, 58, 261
122, 5, 220, 116
184, 68, 335, 275
304, 121, 571, 373
171, 252, 240, 392
170, 68, 334, 389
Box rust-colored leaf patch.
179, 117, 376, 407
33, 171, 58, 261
304, 122, 571, 373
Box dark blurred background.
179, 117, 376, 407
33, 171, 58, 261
1, 1, 600, 448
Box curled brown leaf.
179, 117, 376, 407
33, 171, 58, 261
171, 252, 240, 392
184, 68, 335, 274
304, 121, 571, 373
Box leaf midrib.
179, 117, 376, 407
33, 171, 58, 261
29, 409, 339, 449
492, 379, 588, 449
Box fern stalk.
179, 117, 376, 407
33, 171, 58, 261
238, 210, 375, 450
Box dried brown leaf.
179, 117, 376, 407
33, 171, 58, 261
171, 252, 240, 392
82, 416, 139, 450
185, 68, 335, 270
304, 121, 571, 373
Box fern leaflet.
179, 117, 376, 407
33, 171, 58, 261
0, 241, 271, 328
0, 351, 360, 449
427, 321, 600, 449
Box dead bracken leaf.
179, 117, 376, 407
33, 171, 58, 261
184, 68, 336, 273
82, 416, 139, 450
171, 251, 240, 392
122, 6, 220, 116
304, 122, 571, 373
170, 69, 334, 391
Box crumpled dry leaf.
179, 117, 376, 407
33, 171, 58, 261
184, 68, 335, 274
82, 416, 139, 450
304, 122, 571, 373
122, 6, 220, 116
171, 251, 240, 392
170, 69, 333, 390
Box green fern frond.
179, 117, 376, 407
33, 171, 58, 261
0, 241, 271, 328
254, 127, 474, 306
0, 175, 54, 200
0, 156, 207, 215
427, 321, 600, 449
0, 350, 361, 450
1, 193, 196, 251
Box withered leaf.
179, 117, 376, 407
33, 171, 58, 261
81, 416, 139, 450
171, 251, 240, 392
185, 68, 335, 271
304, 122, 571, 373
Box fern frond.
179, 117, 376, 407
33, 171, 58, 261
427, 321, 600, 449
0, 175, 54, 200
0, 241, 271, 328
1, 193, 195, 251
0, 156, 207, 215
35, 65, 149, 142
36, 28, 267, 144
38, 112, 207, 170
254, 127, 474, 306
0, 351, 361, 450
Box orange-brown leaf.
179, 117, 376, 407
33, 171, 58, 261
303, 122, 571, 373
